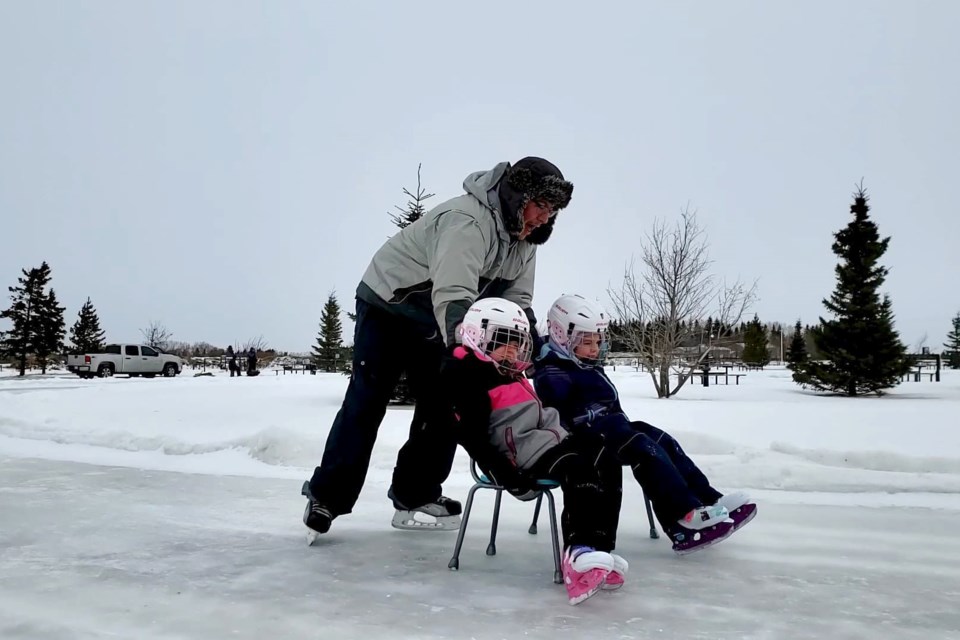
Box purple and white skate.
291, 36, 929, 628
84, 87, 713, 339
715, 493, 757, 533
727, 502, 757, 532
669, 520, 736, 555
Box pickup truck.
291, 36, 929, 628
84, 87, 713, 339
66, 344, 184, 378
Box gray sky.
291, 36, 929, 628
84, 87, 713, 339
2, 1, 957, 353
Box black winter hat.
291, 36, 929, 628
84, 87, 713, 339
497, 157, 574, 245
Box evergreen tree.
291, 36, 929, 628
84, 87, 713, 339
312, 292, 344, 372
786, 320, 808, 366
34, 288, 65, 374
741, 314, 771, 366
69, 297, 106, 354
0, 262, 54, 376
944, 312, 960, 369
792, 187, 910, 395
786, 319, 811, 385
390, 163, 435, 229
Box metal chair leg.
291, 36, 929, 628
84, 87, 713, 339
486, 489, 503, 556
528, 492, 543, 534
544, 489, 563, 584
449, 483, 481, 570
644, 493, 659, 539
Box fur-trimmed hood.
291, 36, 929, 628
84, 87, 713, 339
462, 157, 573, 246
501, 157, 573, 244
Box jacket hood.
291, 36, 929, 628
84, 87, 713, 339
463, 158, 573, 246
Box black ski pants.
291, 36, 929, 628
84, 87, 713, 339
309, 298, 457, 516
529, 434, 623, 552
590, 413, 722, 527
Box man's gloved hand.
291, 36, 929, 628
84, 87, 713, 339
573, 406, 610, 426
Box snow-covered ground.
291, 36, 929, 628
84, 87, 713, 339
1, 367, 959, 639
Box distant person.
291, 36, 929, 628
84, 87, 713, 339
302, 157, 574, 537
247, 347, 257, 375
227, 346, 239, 378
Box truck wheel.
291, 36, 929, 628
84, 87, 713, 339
98, 364, 114, 378
163, 363, 177, 377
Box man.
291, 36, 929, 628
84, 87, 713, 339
303, 157, 574, 537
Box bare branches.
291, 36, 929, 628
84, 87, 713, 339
241, 335, 269, 353
607, 208, 756, 398
140, 321, 172, 350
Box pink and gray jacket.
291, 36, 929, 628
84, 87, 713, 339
443, 347, 568, 479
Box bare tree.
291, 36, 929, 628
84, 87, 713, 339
608, 208, 757, 398
241, 335, 269, 352
913, 332, 928, 354
140, 321, 173, 351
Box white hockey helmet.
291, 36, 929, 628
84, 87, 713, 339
546, 294, 611, 366
459, 297, 532, 375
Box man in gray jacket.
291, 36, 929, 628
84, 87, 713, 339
302, 157, 574, 536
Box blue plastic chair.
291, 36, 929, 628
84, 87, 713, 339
448, 459, 564, 584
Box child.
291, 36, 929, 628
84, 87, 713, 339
534, 294, 757, 555
444, 297, 626, 605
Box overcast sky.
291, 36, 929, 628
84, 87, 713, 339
2, 1, 957, 353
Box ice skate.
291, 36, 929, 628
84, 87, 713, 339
388, 487, 462, 531
301, 481, 333, 545
562, 546, 614, 605
670, 504, 735, 555
715, 492, 757, 532
601, 553, 629, 591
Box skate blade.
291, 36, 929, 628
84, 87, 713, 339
391, 510, 461, 531
673, 525, 736, 556
306, 529, 322, 546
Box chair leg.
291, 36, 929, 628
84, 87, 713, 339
449, 483, 482, 571
528, 492, 543, 535
644, 493, 659, 539
486, 489, 503, 556
544, 490, 563, 584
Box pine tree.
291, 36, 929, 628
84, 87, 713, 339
34, 288, 66, 374
0, 270, 34, 375
0, 262, 54, 376
786, 319, 811, 385
69, 297, 107, 354
312, 292, 344, 372
792, 186, 910, 395
786, 320, 808, 366
944, 312, 960, 369
741, 314, 770, 367
390, 163, 435, 229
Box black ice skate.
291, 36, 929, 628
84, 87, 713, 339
301, 480, 333, 545
388, 487, 462, 531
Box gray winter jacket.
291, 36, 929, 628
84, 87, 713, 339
357, 162, 537, 345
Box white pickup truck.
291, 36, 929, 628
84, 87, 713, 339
66, 344, 184, 379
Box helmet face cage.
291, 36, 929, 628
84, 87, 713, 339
459, 298, 532, 376
547, 295, 611, 367
567, 327, 610, 366
482, 325, 532, 375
